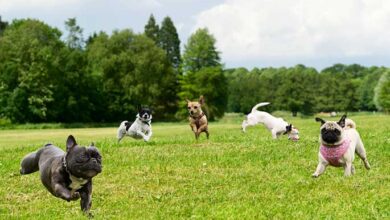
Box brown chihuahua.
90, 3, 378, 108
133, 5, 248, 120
186, 96, 209, 140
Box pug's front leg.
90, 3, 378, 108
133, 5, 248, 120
344, 162, 353, 177
312, 161, 328, 178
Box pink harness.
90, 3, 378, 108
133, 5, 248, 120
320, 139, 351, 167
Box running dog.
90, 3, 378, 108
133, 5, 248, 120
242, 102, 299, 140
312, 115, 371, 177
187, 96, 209, 140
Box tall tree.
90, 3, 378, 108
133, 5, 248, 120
179, 28, 226, 120
0, 19, 64, 122
0, 16, 8, 35
374, 70, 390, 113
144, 14, 159, 43
158, 16, 181, 70
86, 30, 178, 121
182, 28, 220, 73
64, 18, 84, 49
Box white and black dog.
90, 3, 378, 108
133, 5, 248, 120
242, 102, 299, 140
117, 107, 153, 142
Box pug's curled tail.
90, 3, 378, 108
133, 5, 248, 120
344, 118, 356, 129
251, 102, 270, 113
20, 145, 48, 175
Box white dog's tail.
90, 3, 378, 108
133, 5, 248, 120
344, 118, 356, 129
251, 102, 270, 113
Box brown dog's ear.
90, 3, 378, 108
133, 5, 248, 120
315, 117, 326, 125
338, 115, 347, 128
185, 98, 191, 103
66, 135, 77, 151
199, 95, 205, 105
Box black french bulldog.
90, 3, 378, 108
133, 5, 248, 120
20, 135, 102, 214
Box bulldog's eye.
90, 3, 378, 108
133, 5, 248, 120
77, 154, 89, 162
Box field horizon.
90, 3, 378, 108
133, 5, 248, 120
0, 114, 389, 219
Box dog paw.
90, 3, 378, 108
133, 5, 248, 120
311, 173, 319, 178
70, 192, 80, 201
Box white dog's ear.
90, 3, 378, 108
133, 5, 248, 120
185, 98, 191, 103
283, 124, 292, 134
199, 95, 205, 105
338, 115, 347, 128
315, 117, 326, 125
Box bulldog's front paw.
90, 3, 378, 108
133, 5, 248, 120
70, 192, 80, 201
312, 173, 319, 178
144, 137, 150, 142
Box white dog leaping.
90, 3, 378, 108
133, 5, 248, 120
242, 102, 299, 140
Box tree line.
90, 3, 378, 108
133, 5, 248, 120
226, 64, 389, 115
0, 15, 388, 123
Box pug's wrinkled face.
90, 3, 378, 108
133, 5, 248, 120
315, 115, 346, 145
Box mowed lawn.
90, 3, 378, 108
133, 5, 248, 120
0, 115, 389, 219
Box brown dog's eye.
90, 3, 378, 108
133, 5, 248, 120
194, 106, 198, 109
187, 107, 191, 109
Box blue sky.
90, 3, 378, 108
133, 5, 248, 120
1, 0, 390, 71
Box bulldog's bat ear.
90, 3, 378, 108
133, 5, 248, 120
315, 117, 326, 125
199, 95, 205, 105
90, 142, 95, 146
66, 135, 77, 151
338, 115, 347, 128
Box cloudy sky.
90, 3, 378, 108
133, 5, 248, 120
1, 0, 390, 70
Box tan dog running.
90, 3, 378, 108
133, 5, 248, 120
187, 96, 209, 140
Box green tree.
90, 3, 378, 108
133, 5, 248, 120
177, 66, 227, 120
179, 29, 226, 120
0, 19, 64, 122
0, 16, 8, 35
158, 16, 181, 70
144, 14, 159, 43
358, 67, 383, 111
64, 18, 84, 49
374, 70, 390, 112
86, 30, 178, 121
182, 28, 220, 73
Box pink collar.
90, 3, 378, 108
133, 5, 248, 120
320, 139, 350, 167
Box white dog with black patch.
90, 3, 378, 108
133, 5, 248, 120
117, 107, 152, 142
242, 102, 299, 140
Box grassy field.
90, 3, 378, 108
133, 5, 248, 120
0, 114, 389, 219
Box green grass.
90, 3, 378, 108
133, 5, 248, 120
0, 115, 389, 219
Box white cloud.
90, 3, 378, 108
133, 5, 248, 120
0, 0, 161, 12
0, 0, 79, 11
193, 0, 390, 64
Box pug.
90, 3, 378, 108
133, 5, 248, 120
20, 135, 102, 214
312, 115, 370, 177
187, 95, 209, 140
